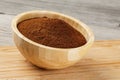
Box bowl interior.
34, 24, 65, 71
12, 11, 94, 49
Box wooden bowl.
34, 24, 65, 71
11, 11, 94, 69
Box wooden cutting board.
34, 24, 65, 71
0, 40, 120, 80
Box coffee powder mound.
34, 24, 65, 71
17, 17, 86, 48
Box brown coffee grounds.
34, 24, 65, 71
17, 17, 86, 48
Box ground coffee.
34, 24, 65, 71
17, 17, 86, 48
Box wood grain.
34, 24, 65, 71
0, 40, 120, 80
0, 0, 120, 45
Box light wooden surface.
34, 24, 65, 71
0, 0, 120, 45
0, 40, 120, 80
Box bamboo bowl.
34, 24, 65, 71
12, 11, 94, 69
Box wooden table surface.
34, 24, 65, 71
0, 0, 120, 45
0, 40, 120, 80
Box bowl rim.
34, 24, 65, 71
12, 10, 94, 51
